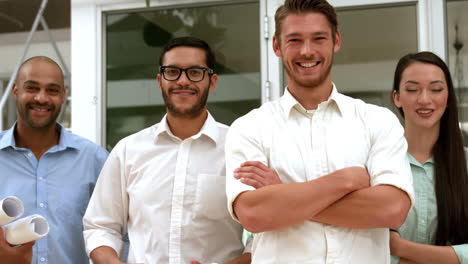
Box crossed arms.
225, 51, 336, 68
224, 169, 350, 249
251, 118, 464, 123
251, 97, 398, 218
232, 161, 411, 233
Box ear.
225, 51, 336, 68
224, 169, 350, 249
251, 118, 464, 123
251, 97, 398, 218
156, 74, 162, 91
333, 31, 341, 53
12, 83, 18, 100
273, 35, 282, 57
392, 90, 402, 108
208, 74, 218, 93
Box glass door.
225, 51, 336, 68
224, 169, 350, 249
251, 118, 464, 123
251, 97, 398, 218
104, 1, 260, 149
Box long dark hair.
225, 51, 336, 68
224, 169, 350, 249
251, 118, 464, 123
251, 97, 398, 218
392, 51, 468, 245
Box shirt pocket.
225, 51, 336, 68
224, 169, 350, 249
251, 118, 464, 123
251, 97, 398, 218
193, 174, 228, 220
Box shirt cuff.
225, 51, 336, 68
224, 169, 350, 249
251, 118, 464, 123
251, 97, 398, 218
84, 230, 124, 258
452, 244, 468, 264
242, 231, 253, 254
372, 173, 415, 207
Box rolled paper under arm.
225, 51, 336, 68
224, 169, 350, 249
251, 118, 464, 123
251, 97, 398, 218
5, 214, 50, 245
0, 196, 24, 226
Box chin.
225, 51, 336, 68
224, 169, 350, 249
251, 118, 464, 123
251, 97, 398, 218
415, 121, 440, 130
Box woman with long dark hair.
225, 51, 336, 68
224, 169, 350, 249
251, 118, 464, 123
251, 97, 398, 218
390, 51, 468, 264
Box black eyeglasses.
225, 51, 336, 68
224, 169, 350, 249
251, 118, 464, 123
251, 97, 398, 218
159, 66, 214, 82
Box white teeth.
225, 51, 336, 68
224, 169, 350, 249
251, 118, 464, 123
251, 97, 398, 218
33, 108, 48, 112
417, 110, 432, 114
300, 62, 319, 68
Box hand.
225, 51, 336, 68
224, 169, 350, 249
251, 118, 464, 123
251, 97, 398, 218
0, 227, 34, 264
234, 161, 282, 189
335, 166, 370, 191
390, 229, 402, 256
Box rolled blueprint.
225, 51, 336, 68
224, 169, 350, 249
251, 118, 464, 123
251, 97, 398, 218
0, 196, 24, 226
5, 214, 49, 245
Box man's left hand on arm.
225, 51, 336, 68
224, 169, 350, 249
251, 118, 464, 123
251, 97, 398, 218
234, 161, 282, 188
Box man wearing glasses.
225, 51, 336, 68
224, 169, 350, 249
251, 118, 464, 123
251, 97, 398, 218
83, 37, 250, 264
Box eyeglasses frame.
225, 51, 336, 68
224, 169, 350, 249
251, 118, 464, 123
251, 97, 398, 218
159, 65, 214, 82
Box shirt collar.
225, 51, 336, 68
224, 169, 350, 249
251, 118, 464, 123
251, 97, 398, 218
56, 124, 80, 151
154, 112, 220, 145
407, 153, 434, 166
0, 122, 79, 151
280, 83, 345, 119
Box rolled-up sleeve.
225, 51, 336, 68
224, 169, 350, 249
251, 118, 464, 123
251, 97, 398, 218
83, 141, 129, 257
225, 112, 266, 222
366, 107, 415, 206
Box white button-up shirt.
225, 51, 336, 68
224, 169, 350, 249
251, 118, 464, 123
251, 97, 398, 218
84, 113, 245, 264
226, 86, 415, 264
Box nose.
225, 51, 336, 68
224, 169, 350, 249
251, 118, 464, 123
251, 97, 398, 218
176, 70, 192, 86
417, 90, 430, 105
299, 40, 315, 57
33, 90, 48, 104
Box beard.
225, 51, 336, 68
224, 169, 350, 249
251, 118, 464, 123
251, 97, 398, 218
161, 83, 210, 118
17, 102, 60, 130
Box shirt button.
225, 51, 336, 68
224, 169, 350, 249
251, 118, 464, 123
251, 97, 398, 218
28, 153, 33, 157
39, 203, 45, 208
40, 257, 46, 262
39, 177, 44, 180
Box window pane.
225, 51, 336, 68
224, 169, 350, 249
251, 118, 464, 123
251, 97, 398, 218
447, 0, 468, 143
333, 5, 418, 111
105, 2, 260, 150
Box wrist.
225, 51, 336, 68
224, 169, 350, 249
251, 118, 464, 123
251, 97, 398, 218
394, 236, 407, 258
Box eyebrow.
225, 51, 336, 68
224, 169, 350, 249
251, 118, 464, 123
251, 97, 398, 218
404, 80, 446, 85
23, 80, 62, 89
165, 64, 205, 68
285, 31, 329, 38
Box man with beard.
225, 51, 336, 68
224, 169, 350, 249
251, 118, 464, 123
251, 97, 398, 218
0, 56, 108, 264
225, 0, 415, 263
83, 37, 250, 264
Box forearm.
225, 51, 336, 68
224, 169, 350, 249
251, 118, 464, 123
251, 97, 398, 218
394, 239, 460, 264
398, 258, 419, 264
90, 246, 122, 264
224, 252, 251, 264
311, 185, 411, 229
233, 169, 357, 233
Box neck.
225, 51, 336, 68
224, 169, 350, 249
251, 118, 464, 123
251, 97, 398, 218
404, 122, 439, 164
166, 110, 208, 140
287, 79, 333, 110
14, 121, 60, 160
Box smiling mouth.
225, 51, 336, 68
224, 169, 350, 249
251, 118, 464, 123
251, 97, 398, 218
297, 61, 320, 68
169, 86, 198, 95
32, 108, 50, 112
28, 104, 52, 113
416, 109, 434, 117
171, 90, 197, 95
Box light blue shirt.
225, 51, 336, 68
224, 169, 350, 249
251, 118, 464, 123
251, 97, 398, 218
391, 153, 468, 264
0, 123, 108, 264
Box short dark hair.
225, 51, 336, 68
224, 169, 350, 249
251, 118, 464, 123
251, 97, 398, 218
274, 0, 338, 42
392, 51, 468, 246
159, 36, 216, 71
16, 56, 64, 84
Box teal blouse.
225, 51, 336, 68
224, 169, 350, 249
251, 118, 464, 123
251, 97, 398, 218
391, 153, 468, 264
